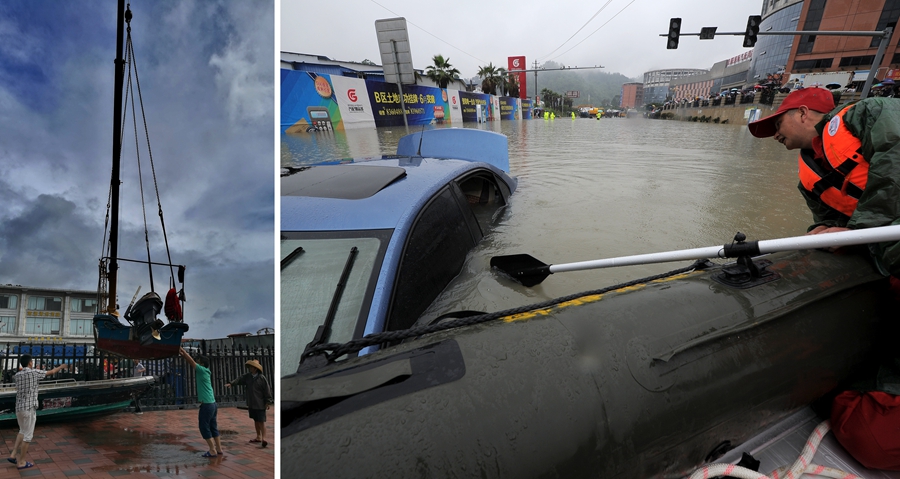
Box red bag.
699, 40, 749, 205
164, 287, 183, 322
831, 390, 900, 470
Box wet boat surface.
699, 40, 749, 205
282, 248, 892, 478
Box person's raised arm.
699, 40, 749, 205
45, 363, 68, 376
178, 347, 197, 368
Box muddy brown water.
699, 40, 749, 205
282, 117, 810, 321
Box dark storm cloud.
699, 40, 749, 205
0, 1, 274, 339
0, 195, 99, 289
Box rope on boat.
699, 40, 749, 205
304, 259, 711, 362
687, 421, 860, 479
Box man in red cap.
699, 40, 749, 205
751, 88, 900, 470
748, 87, 900, 275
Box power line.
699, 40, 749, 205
547, 0, 640, 63
369, 0, 488, 65
538, 0, 614, 62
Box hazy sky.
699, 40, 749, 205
0, 1, 275, 339
282, 0, 764, 80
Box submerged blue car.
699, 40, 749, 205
280, 129, 517, 374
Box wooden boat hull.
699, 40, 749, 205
281, 249, 892, 479
0, 376, 155, 426
93, 314, 189, 359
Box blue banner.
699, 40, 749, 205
458, 91, 492, 123
366, 81, 451, 127
499, 97, 518, 120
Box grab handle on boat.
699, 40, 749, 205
282, 358, 412, 403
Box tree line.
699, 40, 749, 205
422, 55, 632, 109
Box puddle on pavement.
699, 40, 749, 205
77, 424, 243, 472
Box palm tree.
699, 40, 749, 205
504, 74, 520, 97
477, 63, 506, 95
425, 54, 460, 89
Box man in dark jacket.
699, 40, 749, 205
225, 359, 272, 447
748, 87, 900, 284
749, 87, 900, 469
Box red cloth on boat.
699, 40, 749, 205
831, 390, 900, 470
890, 275, 900, 302
164, 287, 183, 322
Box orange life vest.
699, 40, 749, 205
798, 104, 869, 218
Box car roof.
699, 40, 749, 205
281, 156, 514, 232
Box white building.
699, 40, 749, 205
0, 284, 100, 346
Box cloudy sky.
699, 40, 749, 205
0, 1, 275, 339
283, 0, 764, 80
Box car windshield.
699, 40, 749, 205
280, 231, 389, 376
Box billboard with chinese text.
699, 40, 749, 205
282, 70, 528, 132
499, 97, 519, 120
366, 81, 451, 127
458, 91, 493, 122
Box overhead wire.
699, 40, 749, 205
537, 0, 614, 62
546, 0, 640, 63
369, 0, 488, 64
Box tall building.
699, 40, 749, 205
620, 82, 644, 108
669, 52, 753, 100
785, 0, 900, 86
746, 0, 803, 84
0, 285, 101, 345
643, 69, 708, 105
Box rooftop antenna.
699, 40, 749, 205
416, 123, 426, 156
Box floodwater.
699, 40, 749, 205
281, 117, 812, 320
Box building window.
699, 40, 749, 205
69, 319, 93, 336
839, 55, 876, 68
25, 316, 60, 335
793, 58, 834, 70
797, 0, 827, 54
0, 294, 17, 310
27, 296, 62, 311
0, 316, 15, 334
872, 0, 900, 47
71, 298, 98, 314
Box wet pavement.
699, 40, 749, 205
0, 407, 274, 478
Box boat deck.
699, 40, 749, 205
717, 406, 900, 478
0, 406, 274, 478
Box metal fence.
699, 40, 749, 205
0, 341, 274, 410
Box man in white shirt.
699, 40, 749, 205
7, 354, 67, 470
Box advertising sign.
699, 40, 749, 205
521, 99, 532, 119
446, 89, 464, 124
508, 56, 527, 100
459, 91, 492, 122
330, 76, 376, 129
366, 81, 451, 127
281, 70, 343, 133
499, 96, 518, 120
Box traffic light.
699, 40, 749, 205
667, 18, 681, 50
743, 15, 761, 47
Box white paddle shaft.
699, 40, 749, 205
549, 224, 900, 274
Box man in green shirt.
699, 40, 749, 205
178, 347, 222, 457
